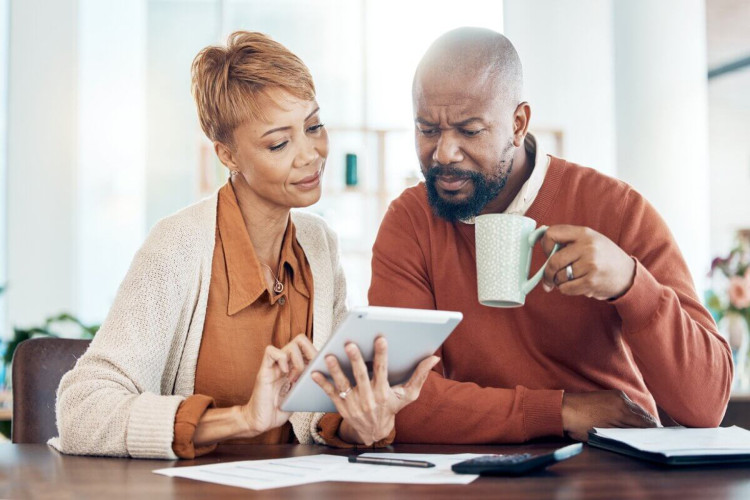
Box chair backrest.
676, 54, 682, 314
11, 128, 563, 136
11, 337, 91, 444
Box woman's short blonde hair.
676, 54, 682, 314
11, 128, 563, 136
191, 31, 315, 145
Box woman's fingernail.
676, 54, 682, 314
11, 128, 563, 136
542, 283, 552, 292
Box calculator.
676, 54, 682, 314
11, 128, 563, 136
451, 443, 583, 476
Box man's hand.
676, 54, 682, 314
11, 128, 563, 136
540, 225, 636, 300
561, 391, 659, 441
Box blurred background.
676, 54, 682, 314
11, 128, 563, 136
0, 0, 749, 393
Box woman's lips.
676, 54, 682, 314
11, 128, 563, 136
436, 176, 469, 191
293, 170, 321, 190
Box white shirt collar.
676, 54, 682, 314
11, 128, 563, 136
460, 133, 550, 224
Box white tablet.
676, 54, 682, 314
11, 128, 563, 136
280, 306, 463, 412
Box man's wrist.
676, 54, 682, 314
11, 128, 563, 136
338, 419, 365, 444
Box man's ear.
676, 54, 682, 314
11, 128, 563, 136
214, 141, 237, 171
512, 102, 531, 147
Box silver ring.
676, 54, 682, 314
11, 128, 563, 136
338, 387, 353, 399
566, 264, 575, 281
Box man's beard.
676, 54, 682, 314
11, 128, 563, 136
424, 157, 513, 222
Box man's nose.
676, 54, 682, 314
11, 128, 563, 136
433, 133, 463, 165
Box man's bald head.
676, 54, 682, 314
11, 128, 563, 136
413, 27, 523, 110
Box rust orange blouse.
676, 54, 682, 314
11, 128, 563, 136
172, 182, 315, 458
171, 182, 392, 458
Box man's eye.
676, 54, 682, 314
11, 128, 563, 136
460, 129, 482, 137
269, 141, 288, 152
307, 123, 325, 133
419, 128, 438, 136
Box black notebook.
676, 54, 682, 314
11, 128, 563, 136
588, 426, 750, 465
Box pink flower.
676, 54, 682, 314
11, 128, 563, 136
729, 274, 750, 309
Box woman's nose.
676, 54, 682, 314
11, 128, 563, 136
294, 138, 319, 168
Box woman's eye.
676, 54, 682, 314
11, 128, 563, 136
307, 123, 325, 133
269, 141, 288, 152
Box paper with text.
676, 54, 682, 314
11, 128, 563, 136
153, 452, 482, 490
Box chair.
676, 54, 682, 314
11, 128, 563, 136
11, 338, 91, 443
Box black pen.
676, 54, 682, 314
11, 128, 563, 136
348, 455, 435, 468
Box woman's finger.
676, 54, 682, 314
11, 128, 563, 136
402, 355, 440, 403
292, 333, 318, 361
262, 345, 289, 374
371, 336, 389, 394
284, 343, 306, 379
325, 354, 353, 393
346, 343, 376, 408
311, 372, 350, 417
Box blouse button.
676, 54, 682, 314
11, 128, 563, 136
278, 296, 286, 306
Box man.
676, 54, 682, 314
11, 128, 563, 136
369, 27, 732, 443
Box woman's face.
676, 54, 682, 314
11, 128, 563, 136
222, 88, 328, 209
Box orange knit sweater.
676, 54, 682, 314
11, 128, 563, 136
369, 156, 732, 443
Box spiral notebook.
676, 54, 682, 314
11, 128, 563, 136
588, 426, 750, 465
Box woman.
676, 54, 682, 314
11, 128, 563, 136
52, 31, 438, 459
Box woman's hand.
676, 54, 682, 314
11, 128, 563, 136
311, 336, 440, 445
240, 334, 317, 437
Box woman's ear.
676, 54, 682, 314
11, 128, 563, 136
512, 102, 531, 147
214, 141, 238, 173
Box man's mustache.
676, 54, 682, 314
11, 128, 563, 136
425, 165, 477, 179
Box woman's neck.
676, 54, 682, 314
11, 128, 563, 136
230, 175, 290, 270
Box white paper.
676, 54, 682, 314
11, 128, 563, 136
154, 453, 482, 491
593, 425, 750, 457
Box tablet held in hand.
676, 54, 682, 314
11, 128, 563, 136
280, 306, 462, 412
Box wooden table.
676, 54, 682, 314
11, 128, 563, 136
2, 442, 750, 499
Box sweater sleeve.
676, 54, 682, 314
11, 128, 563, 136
51, 219, 201, 459
609, 189, 732, 427
369, 198, 564, 443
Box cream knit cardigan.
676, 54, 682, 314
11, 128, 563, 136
49, 192, 348, 459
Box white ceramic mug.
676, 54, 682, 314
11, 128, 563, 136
475, 214, 559, 307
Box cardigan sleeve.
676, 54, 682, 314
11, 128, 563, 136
305, 218, 351, 446
51, 217, 203, 459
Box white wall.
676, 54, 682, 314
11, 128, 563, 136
0, 0, 9, 338
613, 0, 711, 289
503, 0, 617, 176
77, 0, 147, 324
6, 0, 78, 332
708, 71, 750, 256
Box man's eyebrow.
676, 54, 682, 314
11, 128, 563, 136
261, 107, 320, 138
416, 117, 437, 126
415, 117, 484, 127
452, 117, 484, 127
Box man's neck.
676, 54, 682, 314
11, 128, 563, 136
480, 138, 535, 215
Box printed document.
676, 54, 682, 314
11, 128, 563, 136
154, 452, 483, 490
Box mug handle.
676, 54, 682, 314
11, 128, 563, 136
521, 226, 560, 295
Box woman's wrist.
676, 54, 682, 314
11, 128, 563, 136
193, 405, 263, 447
236, 404, 264, 438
